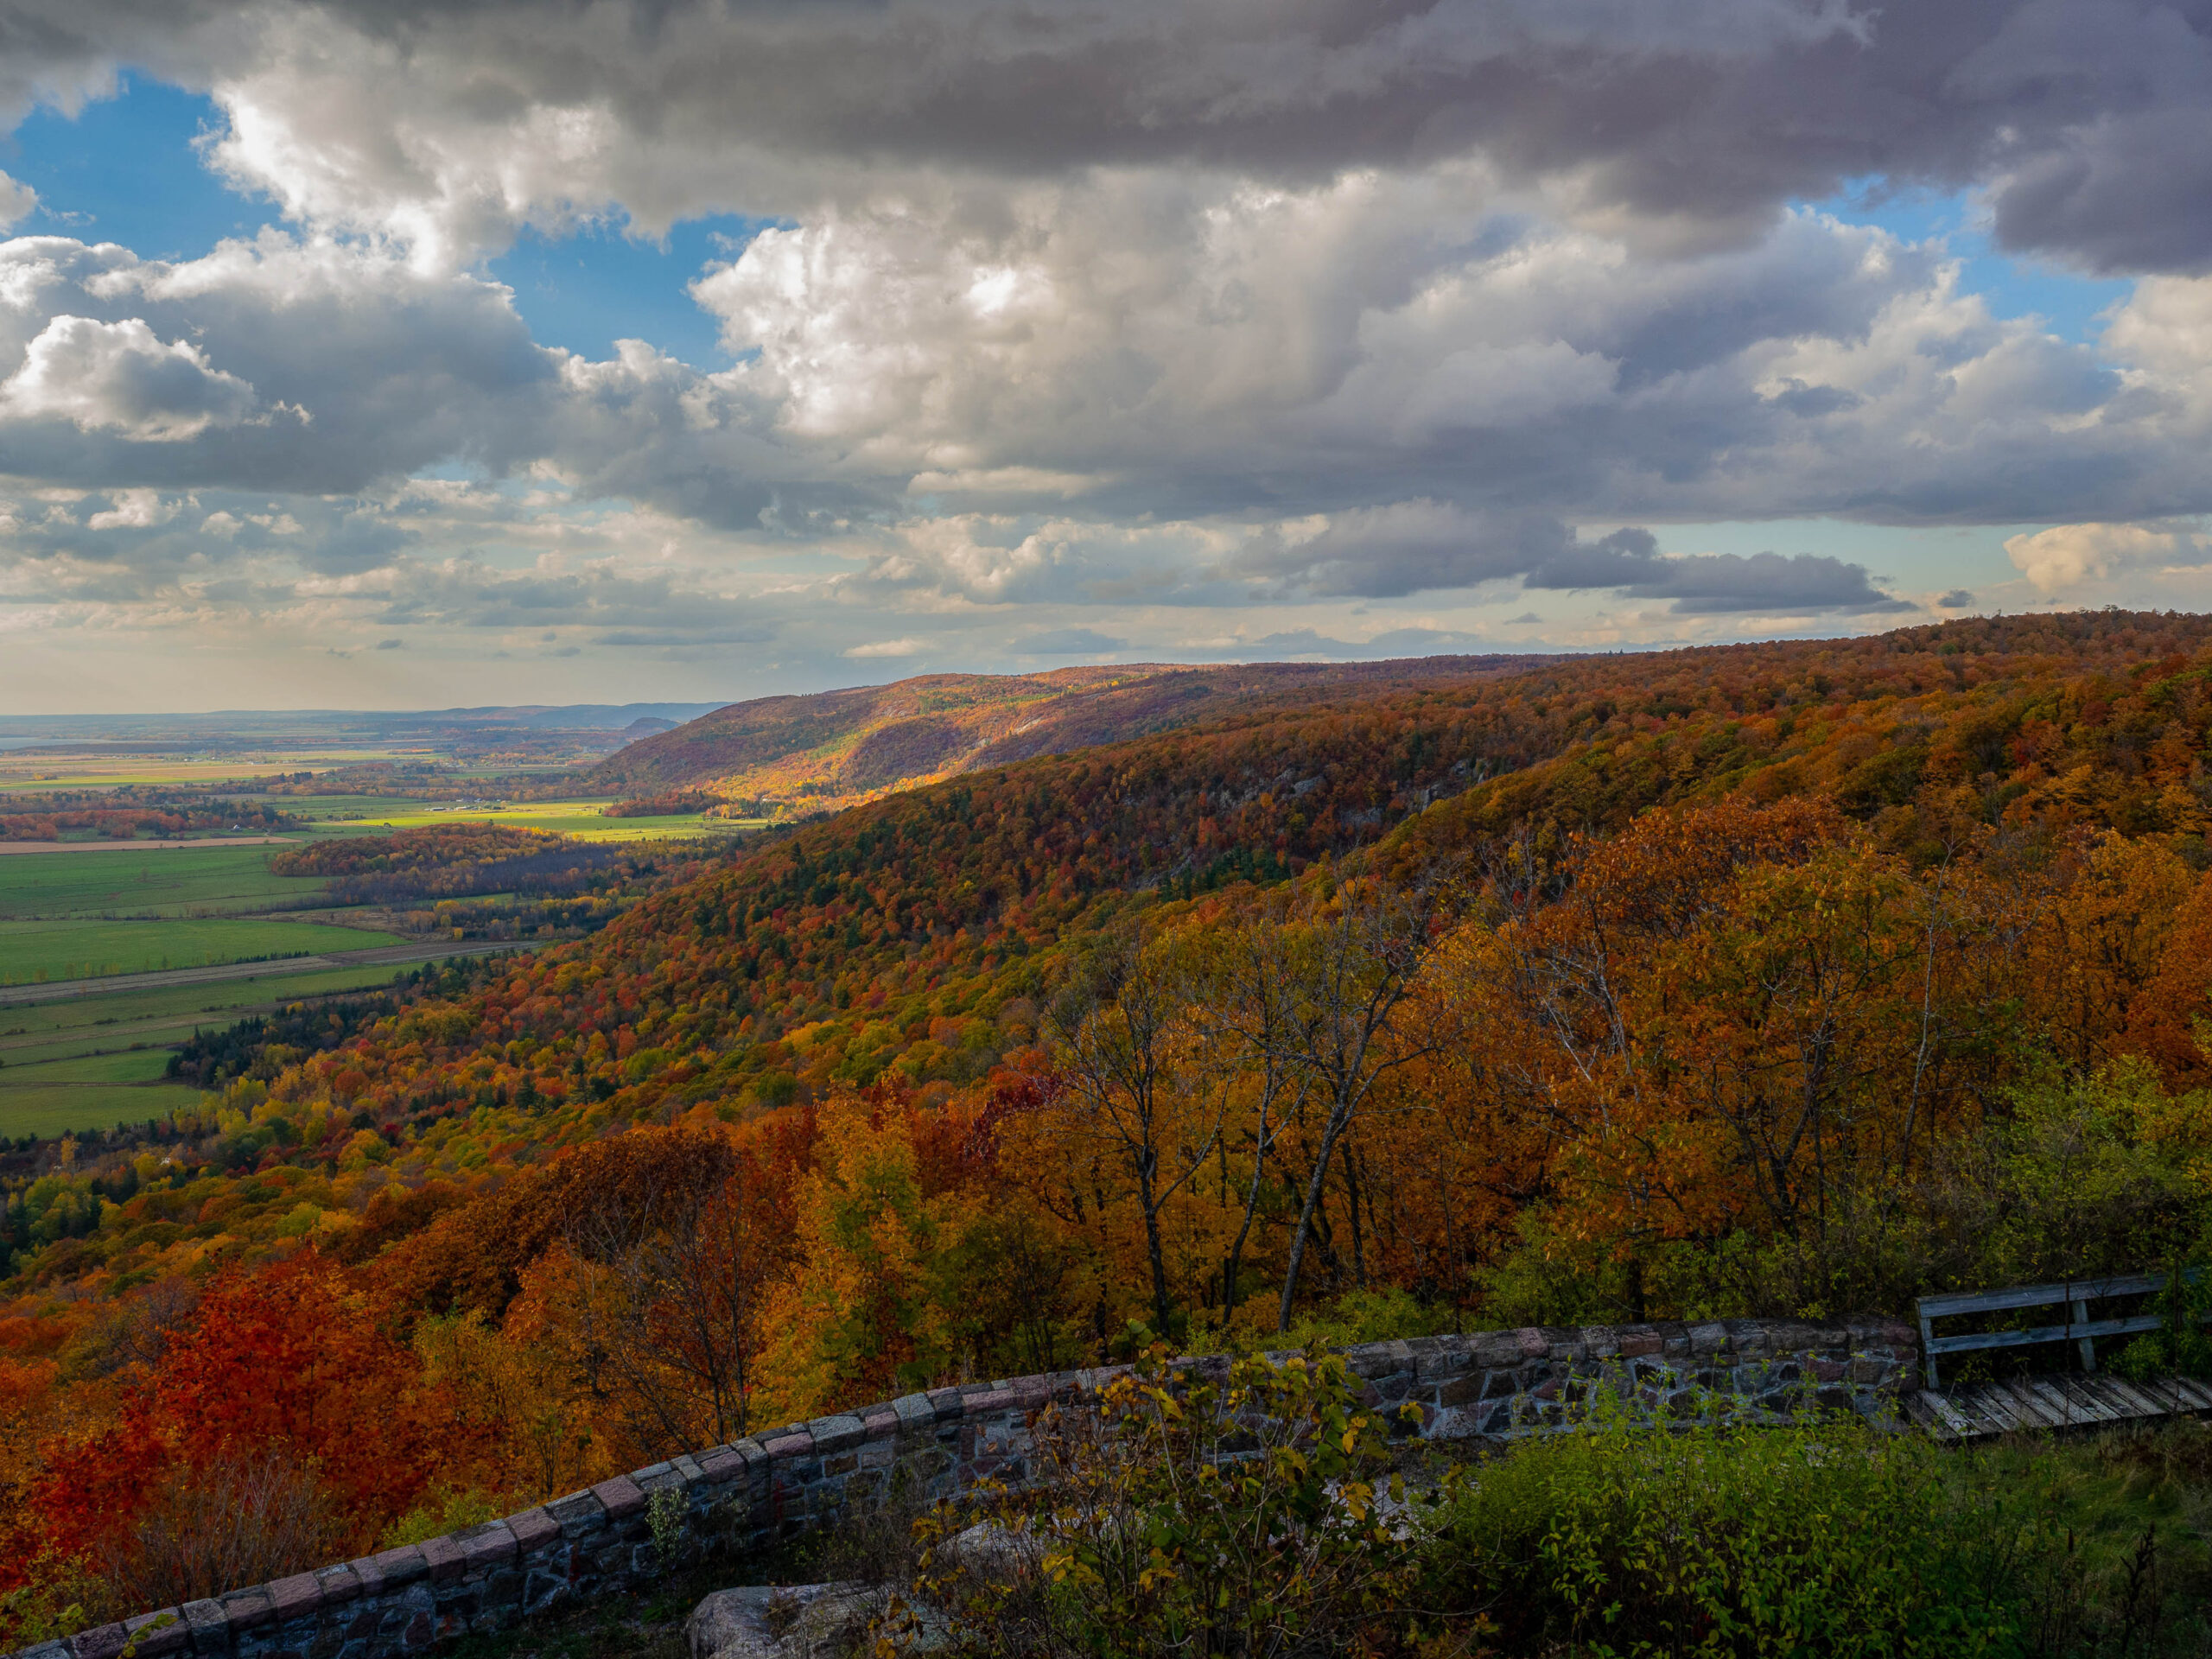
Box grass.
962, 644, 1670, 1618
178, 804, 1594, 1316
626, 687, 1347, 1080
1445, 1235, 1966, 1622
0, 843, 325, 919
0, 918, 404, 986
289, 798, 760, 842
0, 958, 480, 1139
1, 1050, 175, 1084
0, 755, 397, 793
0, 1080, 205, 1138
0, 962, 410, 1065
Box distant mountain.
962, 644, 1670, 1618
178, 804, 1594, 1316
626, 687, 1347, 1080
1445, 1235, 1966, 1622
0, 703, 730, 752
580, 658, 1555, 807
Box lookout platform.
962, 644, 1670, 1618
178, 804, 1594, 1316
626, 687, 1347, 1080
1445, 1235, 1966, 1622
1911, 1270, 2212, 1441
1908, 1372, 2212, 1441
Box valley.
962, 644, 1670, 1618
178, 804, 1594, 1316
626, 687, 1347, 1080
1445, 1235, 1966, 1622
9, 613, 2212, 1649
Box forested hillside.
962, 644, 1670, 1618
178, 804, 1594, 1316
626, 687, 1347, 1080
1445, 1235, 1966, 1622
9, 610, 2212, 1634
582, 655, 1546, 810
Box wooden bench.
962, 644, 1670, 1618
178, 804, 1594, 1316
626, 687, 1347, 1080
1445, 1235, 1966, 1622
1910, 1272, 2212, 1441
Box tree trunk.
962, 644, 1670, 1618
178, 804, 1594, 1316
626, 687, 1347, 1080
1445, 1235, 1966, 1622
1138, 1156, 1173, 1336
1222, 1108, 1271, 1325
1343, 1141, 1368, 1290
1278, 1103, 1352, 1332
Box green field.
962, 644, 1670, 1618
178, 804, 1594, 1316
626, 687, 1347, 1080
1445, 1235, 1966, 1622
0, 917, 404, 986
0, 842, 324, 918
0, 961, 413, 1058
0, 751, 406, 794
6, 1049, 176, 1084
0, 959, 448, 1138
286, 797, 757, 842
0, 1081, 206, 1140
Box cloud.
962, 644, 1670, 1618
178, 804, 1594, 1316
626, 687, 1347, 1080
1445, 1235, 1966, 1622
374, 637, 402, 649
1522, 527, 1910, 615
0, 315, 258, 441
0, 171, 35, 230
1236, 511, 1907, 613
688, 180, 2205, 531
1234, 505, 1568, 600
3, 2, 2212, 697
2002, 522, 2212, 592
11, 1, 2202, 278
1020, 626, 1127, 654
843, 638, 925, 658
594, 628, 774, 648
85, 488, 187, 530
1936, 588, 1975, 609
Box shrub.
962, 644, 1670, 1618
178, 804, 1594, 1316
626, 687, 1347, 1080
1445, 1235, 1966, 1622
114, 1451, 346, 1611
1426, 1409, 2021, 1656
2113, 1259, 2212, 1383
1421, 1407, 2212, 1658
912, 1344, 1432, 1658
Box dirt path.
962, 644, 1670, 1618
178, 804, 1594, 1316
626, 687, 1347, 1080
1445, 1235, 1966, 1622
0, 938, 544, 1008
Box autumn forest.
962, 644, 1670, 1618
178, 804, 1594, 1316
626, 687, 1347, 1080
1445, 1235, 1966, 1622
10, 611, 2212, 1632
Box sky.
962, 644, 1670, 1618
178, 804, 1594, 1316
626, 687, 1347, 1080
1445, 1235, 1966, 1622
0, 2, 2208, 714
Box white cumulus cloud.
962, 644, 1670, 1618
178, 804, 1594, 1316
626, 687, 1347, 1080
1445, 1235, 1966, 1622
0, 315, 257, 441
2003, 522, 2212, 592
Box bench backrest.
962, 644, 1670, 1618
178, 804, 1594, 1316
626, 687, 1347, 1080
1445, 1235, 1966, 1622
1916, 1272, 2192, 1389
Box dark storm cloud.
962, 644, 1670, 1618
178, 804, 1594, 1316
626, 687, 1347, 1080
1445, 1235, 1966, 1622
1239, 513, 1909, 613
1234, 508, 1573, 599
1524, 527, 1911, 614
9, 0, 2209, 272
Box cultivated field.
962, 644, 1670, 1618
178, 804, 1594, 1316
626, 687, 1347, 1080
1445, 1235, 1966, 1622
0, 749, 404, 793
0, 749, 743, 1135
0, 842, 326, 918
0, 959, 424, 1138
0, 916, 404, 987
287, 797, 760, 842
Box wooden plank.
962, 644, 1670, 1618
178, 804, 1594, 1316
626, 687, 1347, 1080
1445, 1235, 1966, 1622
2042, 1376, 2103, 1423
1920, 1283, 2073, 1319
2070, 1314, 2165, 1342
2128, 1375, 2189, 1414
2068, 1273, 2171, 1301
1919, 1390, 1984, 1440
1980, 1384, 2040, 1436
2090, 1376, 2170, 1420
2168, 1376, 2212, 1412
1903, 1393, 1955, 1441
1967, 1381, 2038, 1433
1925, 1326, 2062, 1355
1921, 1272, 2197, 1328
2048, 1376, 2121, 1424
2030, 1376, 2103, 1427
1995, 1378, 2067, 1430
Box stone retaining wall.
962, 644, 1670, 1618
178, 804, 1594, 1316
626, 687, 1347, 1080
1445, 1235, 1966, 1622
16, 1318, 1916, 1659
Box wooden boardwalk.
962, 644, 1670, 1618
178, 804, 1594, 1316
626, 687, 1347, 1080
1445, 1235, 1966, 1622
1907, 1372, 2212, 1442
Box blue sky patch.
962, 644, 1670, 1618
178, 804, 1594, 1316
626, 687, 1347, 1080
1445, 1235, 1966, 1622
3, 75, 279, 257
489, 218, 768, 365
1821, 183, 2133, 346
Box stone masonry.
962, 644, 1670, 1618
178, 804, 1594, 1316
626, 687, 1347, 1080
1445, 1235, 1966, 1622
11, 1318, 1917, 1659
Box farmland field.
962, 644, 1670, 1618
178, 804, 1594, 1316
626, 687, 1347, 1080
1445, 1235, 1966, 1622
0, 1080, 205, 1140
0, 750, 404, 793
0, 916, 404, 986
0, 842, 325, 918
287, 798, 760, 842
0, 958, 491, 1138
0, 960, 416, 1059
